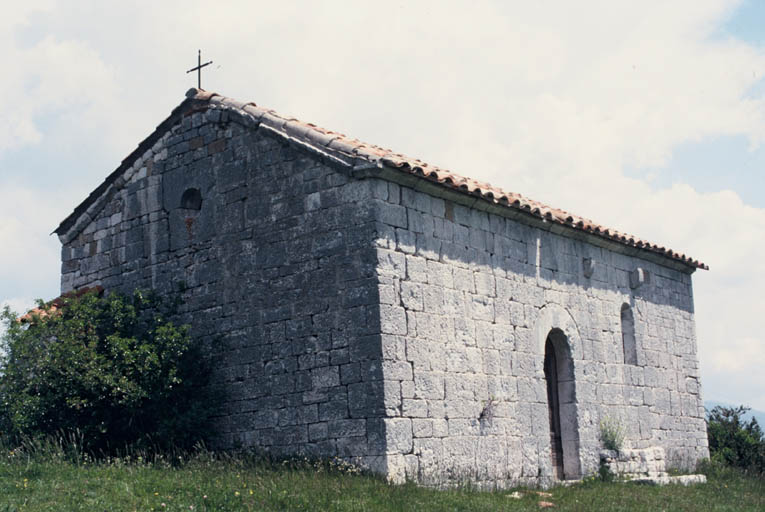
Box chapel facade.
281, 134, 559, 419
54, 89, 709, 487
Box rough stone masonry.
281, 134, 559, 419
54, 89, 709, 488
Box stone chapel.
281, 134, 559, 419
54, 88, 709, 487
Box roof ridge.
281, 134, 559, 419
56, 88, 708, 271
190, 88, 706, 271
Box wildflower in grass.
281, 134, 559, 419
235, 491, 240, 496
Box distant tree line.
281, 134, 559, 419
707, 405, 765, 474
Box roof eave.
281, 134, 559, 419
353, 162, 706, 274
54, 88, 708, 273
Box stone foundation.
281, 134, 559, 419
600, 448, 706, 485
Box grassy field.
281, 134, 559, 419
0, 450, 762, 511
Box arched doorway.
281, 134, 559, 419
544, 328, 581, 480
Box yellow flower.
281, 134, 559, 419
235, 491, 240, 496
249, 489, 254, 495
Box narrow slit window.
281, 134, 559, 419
181, 188, 202, 210
621, 303, 637, 365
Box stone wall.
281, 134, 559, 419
56, 102, 708, 488
58, 107, 393, 471
368, 180, 708, 487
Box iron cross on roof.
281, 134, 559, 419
186, 49, 213, 89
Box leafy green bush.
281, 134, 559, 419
706, 405, 765, 474
0, 289, 215, 454
599, 416, 625, 451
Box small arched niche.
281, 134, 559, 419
180, 188, 202, 210
621, 304, 637, 365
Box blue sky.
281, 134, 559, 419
624, 1, 765, 208
1, 0, 764, 411
626, 134, 765, 207
720, 0, 765, 45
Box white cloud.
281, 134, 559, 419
0, 4, 131, 156
0, 297, 36, 341
0, 297, 35, 317
1, 0, 764, 408
0, 184, 64, 299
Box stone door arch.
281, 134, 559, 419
535, 305, 583, 480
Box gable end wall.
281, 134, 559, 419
59, 107, 404, 473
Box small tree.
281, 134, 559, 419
707, 405, 765, 473
0, 289, 215, 454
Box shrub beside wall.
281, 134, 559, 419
706, 405, 765, 474
0, 289, 215, 454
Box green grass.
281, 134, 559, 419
0, 450, 762, 511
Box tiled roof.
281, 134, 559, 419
55, 89, 708, 271
18, 286, 104, 324
197, 89, 707, 271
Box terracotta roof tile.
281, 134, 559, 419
55, 89, 708, 272
193, 89, 706, 271
18, 286, 104, 324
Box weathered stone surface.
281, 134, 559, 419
599, 447, 706, 486
57, 101, 708, 489
366, 180, 707, 487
